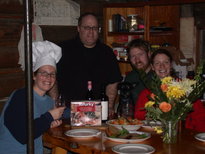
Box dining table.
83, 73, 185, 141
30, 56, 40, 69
43, 120, 205, 154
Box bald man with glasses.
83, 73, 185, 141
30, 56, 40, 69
49, 12, 122, 119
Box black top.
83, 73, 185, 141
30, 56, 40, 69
4, 88, 53, 144
57, 36, 122, 101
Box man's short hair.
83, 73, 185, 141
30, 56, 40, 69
127, 39, 151, 54
78, 12, 99, 26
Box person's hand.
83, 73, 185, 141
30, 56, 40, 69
50, 120, 62, 128
49, 106, 65, 120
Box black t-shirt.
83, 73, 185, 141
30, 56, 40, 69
57, 36, 122, 102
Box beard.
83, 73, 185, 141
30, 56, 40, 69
132, 61, 151, 73
134, 62, 147, 70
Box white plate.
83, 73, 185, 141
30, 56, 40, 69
195, 133, 205, 142
106, 120, 143, 131
65, 129, 101, 138
105, 131, 151, 143
112, 144, 155, 154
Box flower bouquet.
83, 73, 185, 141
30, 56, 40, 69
140, 62, 205, 143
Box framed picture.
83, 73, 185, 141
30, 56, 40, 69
33, 0, 80, 26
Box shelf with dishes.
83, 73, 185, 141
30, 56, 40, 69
103, 3, 180, 76
108, 31, 144, 36
103, 4, 180, 48
108, 30, 175, 36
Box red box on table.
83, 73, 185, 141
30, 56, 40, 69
70, 101, 102, 126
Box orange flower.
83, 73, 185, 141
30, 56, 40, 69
159, 102, 172, 112
150, 93, 156, 100
161, 84, 168, 92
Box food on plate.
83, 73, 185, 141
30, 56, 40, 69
106, 125, 129, 138
109, 117, 142, 125
105, 125, 147, 139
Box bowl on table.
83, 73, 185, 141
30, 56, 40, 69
106, 118, 143, 131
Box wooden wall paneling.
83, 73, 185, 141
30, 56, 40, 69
41, 26, 78, 44
118, 61, 132, 77
103, 7, 109, 45
0, 2, 24, 99
149, 5, 179, 28
0, 2, 23, 15
126, 7, 144, 18
144, 5, 150, 41
0, 47, 20, 68
149, 5, 180, 47
0, 18, 23, 47
0, 68, 24, 98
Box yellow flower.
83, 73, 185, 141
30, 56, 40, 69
145, 101, 155, 107
166, 85, 185, 99
161, 76, 173, 84
179, 78, 196, 96
154, 126, 163, 134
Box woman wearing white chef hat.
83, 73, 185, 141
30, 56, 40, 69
0, 41, 65, 154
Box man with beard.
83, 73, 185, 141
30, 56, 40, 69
124, 39, 153, 104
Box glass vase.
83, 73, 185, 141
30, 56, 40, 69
162, 121, 178, 144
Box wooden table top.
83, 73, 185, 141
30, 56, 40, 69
43, 122, 205, 154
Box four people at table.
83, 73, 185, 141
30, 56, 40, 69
0, 41, 65, 154
1, 12, 204, 154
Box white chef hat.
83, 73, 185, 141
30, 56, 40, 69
32, 40, 62, 72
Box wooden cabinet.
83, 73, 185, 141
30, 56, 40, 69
103, 2, 180, 76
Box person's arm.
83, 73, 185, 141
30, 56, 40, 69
4, 90, 54, 144
106, 82, 119, 119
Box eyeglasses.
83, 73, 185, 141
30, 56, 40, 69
81, 26, 100, 32
37, 72, 56, 78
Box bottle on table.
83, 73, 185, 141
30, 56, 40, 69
100, 84, 109, 122
117, 97, 134, 119
117, 82, 134, 119
86, 81, 94, 100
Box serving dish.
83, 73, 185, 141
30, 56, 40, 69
105, 131, 151, 143
106, 118, 143, 131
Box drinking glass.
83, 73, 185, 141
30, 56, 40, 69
55, 95, 65, 107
